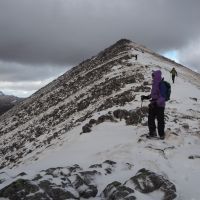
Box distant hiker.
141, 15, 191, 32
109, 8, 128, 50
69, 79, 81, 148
135, 54, 138, 60
170, 67, 178, 83
141, 70, 170, 140
132, 54, 138, 60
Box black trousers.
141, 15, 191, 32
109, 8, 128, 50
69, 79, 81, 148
148, 104, 165, 137
172, 75, 175, 83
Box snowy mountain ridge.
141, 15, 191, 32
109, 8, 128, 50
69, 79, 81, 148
0, 39, 200, 199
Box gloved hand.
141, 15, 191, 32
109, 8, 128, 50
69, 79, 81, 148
141, 95, 151, 101
141, 95, 146, 101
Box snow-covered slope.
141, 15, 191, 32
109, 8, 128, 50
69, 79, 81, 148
0, 39, 200, 200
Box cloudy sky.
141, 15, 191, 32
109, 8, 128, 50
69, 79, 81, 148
0, 0, 200, 97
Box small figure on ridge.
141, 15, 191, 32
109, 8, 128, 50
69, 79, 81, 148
170, 67, 178, 83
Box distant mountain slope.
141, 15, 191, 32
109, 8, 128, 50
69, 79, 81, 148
0, 92, 24, 116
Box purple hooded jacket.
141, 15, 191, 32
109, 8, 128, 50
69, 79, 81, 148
151, 70, 165, 107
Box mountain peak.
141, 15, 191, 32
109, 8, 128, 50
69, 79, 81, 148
114, 38, 132, 45
96, 38, 133, 60
106, 38, 132, 50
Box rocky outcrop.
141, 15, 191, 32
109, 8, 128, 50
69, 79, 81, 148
81, 107, 148, 134
0, 161, 177, 200
101, 181, 136, 200
125, 168, 177, 200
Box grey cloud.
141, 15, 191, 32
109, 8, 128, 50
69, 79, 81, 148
0, 0, 200, 66
0, 61, 67, 82
179, 38, 200, 71
0, 0, 200, 97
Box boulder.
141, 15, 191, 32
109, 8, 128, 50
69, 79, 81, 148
88, 118, 97, 125
101, 181, 136, 200
124, 168, 176, 200
113, 109, 130, 120
82, 123, 92, 133
71, 174, 98, 198
182, 123, 189, 129
125, 111, 140, 125
39, 180, 78, 200
97, 114, 115, 124
0, 179, 39, 200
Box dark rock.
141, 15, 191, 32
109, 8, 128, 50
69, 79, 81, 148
25, 192, 49, 200
125, 111, 140, 125
97, 114, 115, 124
101, 181, 136, 200
71, 174, 98, 198
77, 99, 91, 112
16, 172, 27, 177
79, 170, 101, 184
43, 166, 74, 177
103, 160, 117, 166
105, 167, 112, 175
126, 63, 132, 66
188, 155, 200, 159
124, 197, 137, 200
125, 168, 177, 200
89, 118, 97, 125
43, 167, 61, 177
0, 179, 39, 200
134, 85, 151, 92
82, 123, 92, 133
182, 123, 189, 129
125, 107, 148, 125
35, 126, 45, 138
114, 90, 135, 106
39, 180, 78, 200
97, 90, 135, 111
124, 75, 136, 84
89, 163, 102, 168
49, 188, 78, 200
113, 109, 130, 120
190, 97, 198, 102
0, 178, 5, 184
68, 164, 82, 173
143, 81, 149, 86
32, 174, 43, 181
136, 106, 148, 117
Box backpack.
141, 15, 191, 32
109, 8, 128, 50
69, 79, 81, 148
159, 80, 171, 101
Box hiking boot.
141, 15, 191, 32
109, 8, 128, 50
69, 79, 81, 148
148, 131, 157, 137
160, 136, 165, 140
146, 135, 158, 139
146, 131, 157, 139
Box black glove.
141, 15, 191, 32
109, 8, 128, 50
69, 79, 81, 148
141, 95, 150, 101
141, 95, 145, 101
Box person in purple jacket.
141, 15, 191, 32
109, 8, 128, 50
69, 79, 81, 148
141, 70, 165, 139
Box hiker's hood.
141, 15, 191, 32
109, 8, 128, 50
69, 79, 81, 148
151, 69, 165, 107
152, 70, 162, 83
